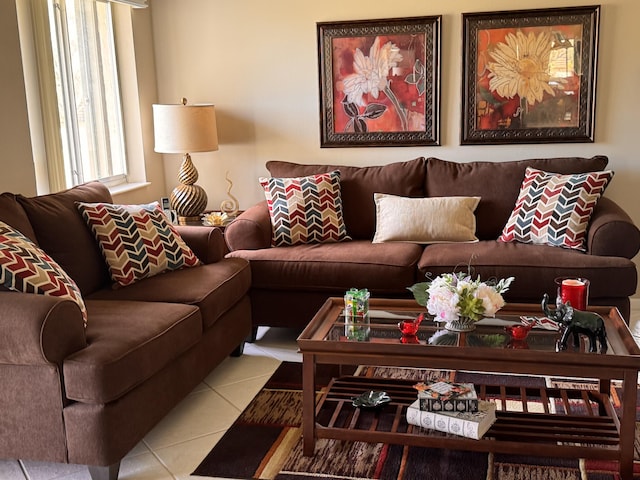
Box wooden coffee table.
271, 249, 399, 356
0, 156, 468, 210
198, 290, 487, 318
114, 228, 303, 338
297, 298, 640, 479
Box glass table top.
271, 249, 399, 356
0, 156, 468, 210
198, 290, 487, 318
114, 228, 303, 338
324, 307, 600, 353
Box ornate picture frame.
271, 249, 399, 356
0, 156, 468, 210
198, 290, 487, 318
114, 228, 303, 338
461, 6, 600, 145
318, 16, 441, 148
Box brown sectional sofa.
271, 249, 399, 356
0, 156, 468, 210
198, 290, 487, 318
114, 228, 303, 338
0, 182, 251, 480
225, 156, 639, 335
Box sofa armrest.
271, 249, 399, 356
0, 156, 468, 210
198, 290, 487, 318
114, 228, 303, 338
587, 197, 640, 258
0, 292, 86, 365
175, 225, 226, 264
224, 201, 272, 251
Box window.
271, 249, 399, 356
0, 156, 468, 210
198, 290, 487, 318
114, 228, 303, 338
42, 0, 127, 190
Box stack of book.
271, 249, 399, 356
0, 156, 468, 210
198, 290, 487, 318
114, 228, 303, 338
406, 380, 497, 439
417, 381, 478, 413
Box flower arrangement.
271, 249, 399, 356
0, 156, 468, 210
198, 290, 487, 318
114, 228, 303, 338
408, 272, 514, 329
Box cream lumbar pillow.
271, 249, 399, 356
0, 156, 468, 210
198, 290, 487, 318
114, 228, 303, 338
372, 194, 481, 244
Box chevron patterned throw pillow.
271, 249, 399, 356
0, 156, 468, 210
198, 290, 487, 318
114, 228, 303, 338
260, 170, 350, 246
0, 220, 88, 326
77, 202, 201, 287
498, 167, 614, 251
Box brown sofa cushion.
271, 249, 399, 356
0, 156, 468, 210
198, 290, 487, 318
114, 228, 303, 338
87, 258, 251, 329
266, 158, 427, 240
417, 240, 638, 301
425, 156, 609, 240
0, 193, 37, 242
63, 299, 201, 404
228, 240, 422, 293
17, 182, 113, 295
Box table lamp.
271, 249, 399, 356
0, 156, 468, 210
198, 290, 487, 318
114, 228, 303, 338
153, 98, 218, 223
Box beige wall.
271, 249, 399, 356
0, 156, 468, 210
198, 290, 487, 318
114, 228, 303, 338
149, 0, 640, 294
149, 0, 640, 223
1, 0, 638, 293
0, 0, 37, 196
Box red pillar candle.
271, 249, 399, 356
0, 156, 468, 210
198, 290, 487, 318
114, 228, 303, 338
557, 278, 589, 311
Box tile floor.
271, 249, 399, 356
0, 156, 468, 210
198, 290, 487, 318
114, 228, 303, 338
2, 299, 640, 480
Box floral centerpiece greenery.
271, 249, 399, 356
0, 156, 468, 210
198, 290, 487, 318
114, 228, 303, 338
408, 272, 514, 327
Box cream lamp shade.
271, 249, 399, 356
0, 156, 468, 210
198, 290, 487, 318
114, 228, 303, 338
153, 103, 218, 154
153, 99, 219, 221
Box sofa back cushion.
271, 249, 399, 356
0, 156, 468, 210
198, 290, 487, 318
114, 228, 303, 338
17, 182, 113, 295
266, 158, 427, 239
0, 193, 38, 242
425, 156, 609, 240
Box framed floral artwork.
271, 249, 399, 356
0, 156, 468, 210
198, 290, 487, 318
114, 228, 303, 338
317, 16, 441, 147
461, 6, 600, 145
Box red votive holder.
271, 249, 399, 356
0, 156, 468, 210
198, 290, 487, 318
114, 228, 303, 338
555, 277, 589, 311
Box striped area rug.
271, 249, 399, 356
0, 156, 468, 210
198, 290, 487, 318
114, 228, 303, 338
193, 362, 640, 480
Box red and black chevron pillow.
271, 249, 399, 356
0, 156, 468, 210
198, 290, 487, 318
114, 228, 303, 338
499, 167, 614, 251
77, 202, 201, 287
260, 170, 351, 246
0, 220, 88, 326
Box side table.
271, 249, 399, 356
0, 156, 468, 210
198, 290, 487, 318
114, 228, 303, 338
178, 211, 243, 231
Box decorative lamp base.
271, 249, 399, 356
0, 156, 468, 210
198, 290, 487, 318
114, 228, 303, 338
170, 183, 208, 218
445, 317, 477, 332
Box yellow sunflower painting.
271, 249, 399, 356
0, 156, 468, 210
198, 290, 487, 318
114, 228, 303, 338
476, 25, 582, 130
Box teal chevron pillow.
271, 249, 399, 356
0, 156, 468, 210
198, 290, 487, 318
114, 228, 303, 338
0, 220, 88, 326
499, 168, 613, 251
259, 171, 351, 246
77, 202, 201, 287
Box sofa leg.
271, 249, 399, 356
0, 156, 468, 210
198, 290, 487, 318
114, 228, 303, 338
247, 326, 258, 343
88, 462, 120, 480
231, 341, 245, 357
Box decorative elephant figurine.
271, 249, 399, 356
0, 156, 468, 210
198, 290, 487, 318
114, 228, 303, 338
541, 293, 607, 353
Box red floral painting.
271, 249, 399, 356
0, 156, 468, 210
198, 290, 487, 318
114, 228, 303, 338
318, 16, 441, 147
331, 34, 427, 134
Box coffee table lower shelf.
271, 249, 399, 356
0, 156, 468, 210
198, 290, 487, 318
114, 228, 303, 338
314, 376, 621, 461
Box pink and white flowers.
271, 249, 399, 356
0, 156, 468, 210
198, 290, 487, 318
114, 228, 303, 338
409, 272, 514, 324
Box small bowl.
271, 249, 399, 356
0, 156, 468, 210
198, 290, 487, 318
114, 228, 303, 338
504, 323, 533, 340
351, 390, 392, 409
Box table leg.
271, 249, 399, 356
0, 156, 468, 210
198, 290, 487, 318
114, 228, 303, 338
302, 353, 316, 457
618, 369, 637, 480
598, 378, 611, 416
